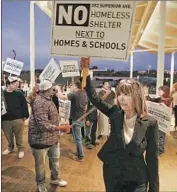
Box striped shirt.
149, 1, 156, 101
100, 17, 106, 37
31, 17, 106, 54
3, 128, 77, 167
28, 94, 59, 146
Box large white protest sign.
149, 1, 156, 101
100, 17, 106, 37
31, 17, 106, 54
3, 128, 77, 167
146, 101, 172, 133
59, 99, 71, 119
51, 1, 136, 60
39, 58, 61, 83
3, 58, 24, 76
59, 60, 80, 77
1, 89, 7, 116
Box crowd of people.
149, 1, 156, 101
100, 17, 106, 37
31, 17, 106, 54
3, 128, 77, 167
1, 56, 177, 192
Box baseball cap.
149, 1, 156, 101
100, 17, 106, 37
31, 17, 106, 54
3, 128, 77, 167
8, 76, 19, 83
38, 79, 53, 91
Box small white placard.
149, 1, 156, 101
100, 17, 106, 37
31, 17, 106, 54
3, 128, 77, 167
59, 60, 80, 77
1, 90, 7, 115
39, 58, 61, 83
59, 99, 71, 119
146, 101, 172, 133
3, 58, 24, 76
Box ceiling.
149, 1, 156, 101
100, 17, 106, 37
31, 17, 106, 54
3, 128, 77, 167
136, 1, 177, 53
35, 1, 177, 53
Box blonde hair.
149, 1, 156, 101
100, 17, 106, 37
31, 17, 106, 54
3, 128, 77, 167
116, 79, 147, 117
170, 82, 177, 98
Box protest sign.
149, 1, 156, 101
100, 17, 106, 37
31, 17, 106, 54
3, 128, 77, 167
1, 89, 7, 115
59, 60, 80, 77
39, 58, 61, 83
59, 99, 71, 119
146, 101, 172, 133
51, 1, 136, 60
3, 58, 24, 76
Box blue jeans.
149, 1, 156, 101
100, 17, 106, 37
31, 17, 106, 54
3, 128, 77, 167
31, 144, 60, 185
85, 122, 93, 146
159, 130, 166, 155
72, 121, 84, 159
85, 120, 97, 145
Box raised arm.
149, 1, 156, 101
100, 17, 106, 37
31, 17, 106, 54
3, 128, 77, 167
85, 76, 113, 117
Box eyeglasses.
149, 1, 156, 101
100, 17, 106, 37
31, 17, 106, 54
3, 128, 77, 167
120, 79, 139, 84
119, 79, 143, 90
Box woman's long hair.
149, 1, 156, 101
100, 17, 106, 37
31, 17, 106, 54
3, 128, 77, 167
159, 85, 171, 107
116, 79, 147, 118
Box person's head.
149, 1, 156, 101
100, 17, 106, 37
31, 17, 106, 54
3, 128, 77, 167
6, 76, 19, 91
116, 79, 147, 117
38, 79, 54, 97
143, 85, 149, 95
16, 80, 20, 89
70, 81, 82, 92
61, 84, 67, 92
80, 56, 90, 68
103, 81, 110, 90
14, 77, 22, 89
52, 85, 59, 96
172, 83, 177, 92
158, 85, 170, 98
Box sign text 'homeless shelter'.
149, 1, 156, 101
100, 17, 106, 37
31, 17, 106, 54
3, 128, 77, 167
51, 1, 136, 60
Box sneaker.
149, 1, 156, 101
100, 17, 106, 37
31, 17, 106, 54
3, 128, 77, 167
73, 152, 78, 156
97, 135, 103, 140
37, 184, 48, 192
86, 144, 92, 150
50, 179, 67, 187
2, 149, 13, 155
158, 152, 165, 157
94, 140, 100, 146
18, 151, 24, 159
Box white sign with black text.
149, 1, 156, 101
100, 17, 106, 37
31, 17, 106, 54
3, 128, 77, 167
146, 101, 172, 133
1, 89, 7, 116
3, 58, 24, 76
39, 58, 61, 83
59, 60, 80, 77
51, 1, 136, 60
59, 99, 71, 119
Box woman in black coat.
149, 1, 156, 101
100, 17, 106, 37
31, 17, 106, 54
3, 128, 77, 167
84, 76, 159, 192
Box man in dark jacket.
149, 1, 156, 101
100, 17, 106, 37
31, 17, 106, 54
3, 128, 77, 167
2, 76, 29, 159
57, 81, 88, 162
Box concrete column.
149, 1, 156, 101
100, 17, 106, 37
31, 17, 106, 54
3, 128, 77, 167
30, 1, 35, 90
156, 1, 166, 94
130, 52, 133, 78
170, 52, 175, 91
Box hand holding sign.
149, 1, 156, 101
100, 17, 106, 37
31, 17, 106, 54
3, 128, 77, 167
80, 56, 90, 89
56, 124, 72, 133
